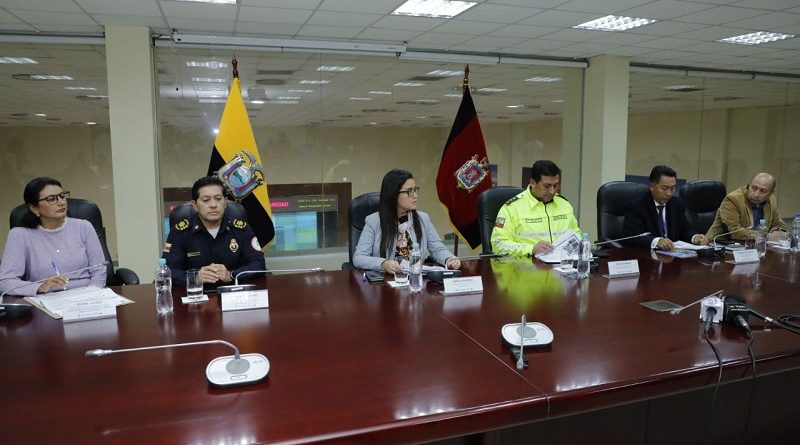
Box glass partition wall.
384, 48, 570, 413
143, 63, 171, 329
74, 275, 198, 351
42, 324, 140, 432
155, 47, 572, 267
627, 71, 800, 219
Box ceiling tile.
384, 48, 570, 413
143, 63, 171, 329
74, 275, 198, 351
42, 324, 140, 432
370, 16, 447, 32
633, 36, 695, 50
0, 0, 82, 12
408, 32, 474, 46
519, 10, 600, 27
10, 10, 98, 26
431, 19, 505, 34
676, 25, 753, 40
727, 12, 800, 31
624, 20, 706, 36
76, 0, 162, 16
319, 0, 402, 14
235, 22, 303, 36
488, 24, 560, 39
554, 0, 653, 15
606, 45, 656, 56
356, 28, 422, 42
487, 0, 571, 7
672, 6, 768, 25
619, 1, 715, 20
538, 28, 610, 42
240, 0, 324, 8
93, 14, 167, 28
308, 11, 381, 27
461, 35, 528, 51
168, 19, 236, 34
236, 6, 313, 24
456, 3, 544, 23
553, 42, 620, 56
731, 0, 800, 10
160, 2, 237, 21
505, 39, 574, 51
296, 25, 364, 39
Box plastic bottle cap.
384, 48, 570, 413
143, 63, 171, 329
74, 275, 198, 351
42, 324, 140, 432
158, 258, 166, 265
412, 242, 419, 249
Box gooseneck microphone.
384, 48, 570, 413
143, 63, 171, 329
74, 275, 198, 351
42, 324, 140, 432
593, 232, 651, 247
86, 339, 270, 387
0, 261, 109, 319
216, 267, 325, 293
712, 226, 753, 248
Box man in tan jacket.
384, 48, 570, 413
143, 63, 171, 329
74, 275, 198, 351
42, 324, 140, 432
706, 172, 787, 242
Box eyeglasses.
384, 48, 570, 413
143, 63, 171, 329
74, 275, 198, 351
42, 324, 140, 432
399, 187, 420, 197
38, 191, 70, 205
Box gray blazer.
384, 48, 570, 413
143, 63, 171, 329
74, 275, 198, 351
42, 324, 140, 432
353, 210, 455, 271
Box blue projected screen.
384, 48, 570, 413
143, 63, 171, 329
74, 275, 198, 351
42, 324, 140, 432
273, 211, 318, 252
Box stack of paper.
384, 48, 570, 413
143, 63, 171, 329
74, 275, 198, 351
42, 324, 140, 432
25, 286, 133, 322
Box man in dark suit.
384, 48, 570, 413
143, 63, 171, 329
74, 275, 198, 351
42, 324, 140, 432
623, 165, 708, 249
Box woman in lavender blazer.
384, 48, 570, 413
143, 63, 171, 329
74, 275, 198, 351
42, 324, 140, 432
0, 177, 106, 296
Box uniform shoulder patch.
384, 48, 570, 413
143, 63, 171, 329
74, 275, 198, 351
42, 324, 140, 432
504, 195, 521, 205
232, 219, 248, 229
174, 219, 190, 231
555, 193, 569, 203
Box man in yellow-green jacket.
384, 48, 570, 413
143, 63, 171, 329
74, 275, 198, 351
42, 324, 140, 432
491, 160, 581, 257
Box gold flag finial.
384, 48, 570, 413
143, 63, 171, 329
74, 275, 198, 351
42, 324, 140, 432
462, 65, 470, 91
232, 55, 239, 79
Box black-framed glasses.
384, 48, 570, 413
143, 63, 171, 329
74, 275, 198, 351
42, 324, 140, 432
399, 187, 420, 197
38, 191, 70, 205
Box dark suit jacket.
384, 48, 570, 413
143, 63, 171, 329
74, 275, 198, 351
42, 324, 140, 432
622, 193, 693, 248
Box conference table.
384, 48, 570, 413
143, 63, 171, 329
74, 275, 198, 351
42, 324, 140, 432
2, 247, 799, 444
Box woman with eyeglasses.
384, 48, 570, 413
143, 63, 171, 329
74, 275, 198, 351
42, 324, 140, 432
0, 177, 106, 295
353, 169, 461, 273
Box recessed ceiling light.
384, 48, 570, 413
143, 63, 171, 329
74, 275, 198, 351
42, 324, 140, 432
317, 66, 354, 72
394, 82, 424, 87
31, 75, 73, 80
86, 122, 96, 125
717, 31, 796, 45
525, 76, 561, 83
213, 128, 219, 134
87, 95, 108, 98
573, 15, 657, 32
186, 61, 228, 69
506, 105, 525, 108
270, 100, 299, 104
416, 99, 439, 103
349, 97, 373, 101
477, 87, 507, 93
392, 0, 477, 19
64, 86, 97, 91
427, 70, 463, 77
250, 100, 265, 104
444, 93, 461, 98
192, 77, 227, 83
0, 57, 38, 64
199, 98, 227, 104
287, 89, 314, 93
369, 91, 392, 95
552, 99, 564, 103
278, 96, 301, 100
662, 85, 699, 91
299, 80, 330, 84
34, 113, 47, 117
173, 0, 237, 5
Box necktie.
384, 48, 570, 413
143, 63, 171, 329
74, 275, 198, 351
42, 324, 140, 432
656, 205, 667, 237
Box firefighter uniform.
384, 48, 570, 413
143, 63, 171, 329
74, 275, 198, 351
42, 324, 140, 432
490, 188, 581, 257
162, 213, 265, 287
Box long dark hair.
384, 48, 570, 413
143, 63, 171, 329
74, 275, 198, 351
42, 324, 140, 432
378, 169, 422, 258
21, 177, 63, 228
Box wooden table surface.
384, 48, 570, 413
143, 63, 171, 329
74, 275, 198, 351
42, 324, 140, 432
1, 246, 799, 444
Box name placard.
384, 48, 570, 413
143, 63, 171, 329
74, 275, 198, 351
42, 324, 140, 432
442, 276, 483, 296
62, 298, 117, 323
731, 249, 760, 264
605, 260, 640, 278
221, 289, 269, 312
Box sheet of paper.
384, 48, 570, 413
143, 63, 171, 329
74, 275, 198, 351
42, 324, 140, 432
655, 249, 697, 258
672, 241, 705, 251
25, 286, 133, 320
535, 231, 580, 264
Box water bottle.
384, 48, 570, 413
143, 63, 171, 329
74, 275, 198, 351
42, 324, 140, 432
576, 232, 591, 279
791, 212, 800, 253
755, 218, 767, 258
409, 242, 423, 293
155, 258, 174, 315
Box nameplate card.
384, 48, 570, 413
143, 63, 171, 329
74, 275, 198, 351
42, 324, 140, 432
221, 289, 269, 312
442, 276, 483, 296
181, 294, 209, 304
62, 298, 117, 323
731, 249, 760, 264
605, 260, 640, 278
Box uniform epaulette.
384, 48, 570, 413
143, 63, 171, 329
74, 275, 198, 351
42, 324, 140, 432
174, 219, 190, 231
505, 194, 522, 205
231, 219, 248, 230
555, 193, 569, 203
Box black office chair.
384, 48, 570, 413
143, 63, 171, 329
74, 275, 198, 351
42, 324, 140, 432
9, 198, 140, 286
342, 191, 380, 270
679, 180, 726, 235
596, 181, 649, 247
477, 186, 523, 254
168, 201, 248, 228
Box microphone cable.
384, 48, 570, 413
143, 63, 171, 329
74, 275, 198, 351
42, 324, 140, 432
776, 314, 800, 335
739, 331, 757, 445
702, 329, 723, 445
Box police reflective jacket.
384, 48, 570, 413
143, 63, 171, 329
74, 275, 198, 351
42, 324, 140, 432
490, 189, 580, 257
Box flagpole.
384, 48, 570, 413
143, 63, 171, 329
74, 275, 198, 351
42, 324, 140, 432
450, 65, 471, 257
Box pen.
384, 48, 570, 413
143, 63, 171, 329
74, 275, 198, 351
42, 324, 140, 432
362, 272, 367, 282
51, 260, 61, 276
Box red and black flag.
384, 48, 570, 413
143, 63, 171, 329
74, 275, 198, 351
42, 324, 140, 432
436, 66, 492, 250
207, 57, 275, 249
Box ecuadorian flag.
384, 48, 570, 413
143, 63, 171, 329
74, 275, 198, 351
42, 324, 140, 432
208, 75, 275, 249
